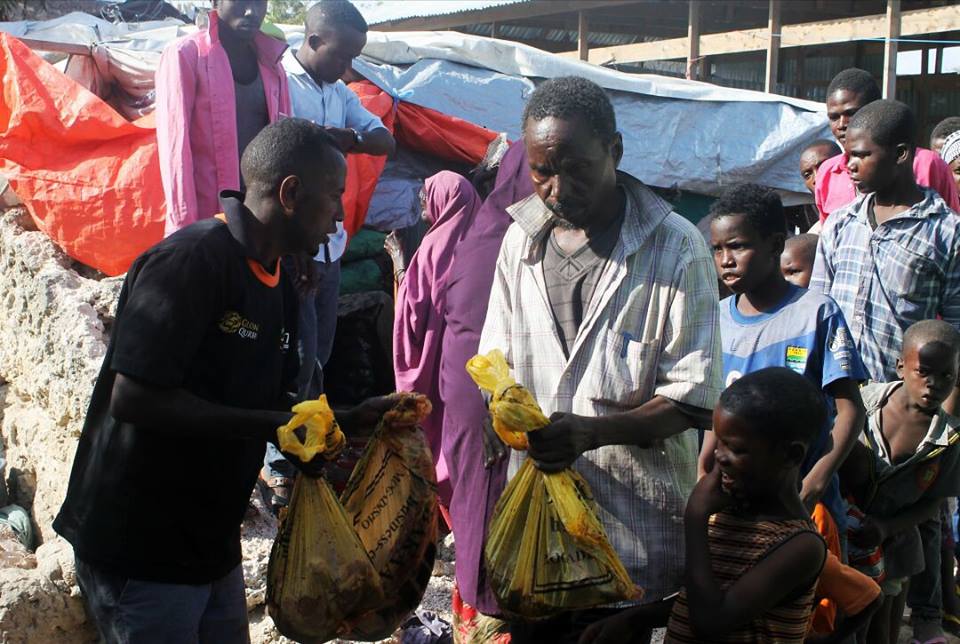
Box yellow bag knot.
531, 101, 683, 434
276, 394, 346, 462
467, 350, 549, 450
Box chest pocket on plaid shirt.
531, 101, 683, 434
590, 327, 660, 411
874, 239, 940, 303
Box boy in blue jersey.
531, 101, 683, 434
699, 183, 867, 535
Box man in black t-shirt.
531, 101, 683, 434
54, 118, 394, 643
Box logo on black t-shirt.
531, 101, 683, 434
218, 311, 260, 340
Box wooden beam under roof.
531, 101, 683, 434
882, 0, 901, 99
370, 0, 642, 32
559, 3, 960, 65
764, 0, 782, 93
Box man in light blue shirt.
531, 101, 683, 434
261, 0, 395, 513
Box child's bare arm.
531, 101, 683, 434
684, 469, 826, 637
801, 378, 865, 509
851, 498, 941, 548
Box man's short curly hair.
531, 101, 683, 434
826, 68, 881, 104
848, 99, 916, 149
308, 0, 368, 33
522, 76, 617, 144
241, 118, 342, 190
709, 183, 786, 239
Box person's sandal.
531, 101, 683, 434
257, 470, 294, 516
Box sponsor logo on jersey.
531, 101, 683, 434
785, 345, 808, 373
829, 327, 850, 353
218, 311, 259, 340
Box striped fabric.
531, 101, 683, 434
479, 172, 724, 601
810, 188, 960, 382
665, 511, 822, 643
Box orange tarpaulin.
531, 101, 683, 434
342, 80, 395, 239
0, 34, 499, 276
0, 34, 164, 276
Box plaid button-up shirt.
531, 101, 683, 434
479, 172, 723, 601
810, 188, 960, 382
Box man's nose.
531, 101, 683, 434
547, 175, 563, 200
714, 447, 729, 466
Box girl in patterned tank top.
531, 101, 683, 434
579, 368, 828, 644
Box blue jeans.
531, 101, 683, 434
75, 557, 249, 644
264, 258, 340, 479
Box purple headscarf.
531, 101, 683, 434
393, 171, 482, 505
438, 140, 534, 612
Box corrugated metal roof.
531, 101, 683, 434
358, 0, 528, 26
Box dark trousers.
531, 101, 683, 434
510, 608, 646, 644
75, 557, 249, 644
906, 516, 943, 633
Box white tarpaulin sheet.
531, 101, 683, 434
0, 17, 829, 200
303, 30, 829, 201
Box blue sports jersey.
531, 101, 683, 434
719, 284, 869, 531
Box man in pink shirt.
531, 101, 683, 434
815, 68, 958, 223
156, 0, 291, 237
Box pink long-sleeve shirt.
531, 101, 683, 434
155, 12, 290, 237
815, 148, 960, 223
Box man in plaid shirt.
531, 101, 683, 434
478, 76, 723, 643
811, 100, 960, 384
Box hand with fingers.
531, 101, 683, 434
527, 412, 597, 473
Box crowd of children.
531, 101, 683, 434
579, 74, 960, 642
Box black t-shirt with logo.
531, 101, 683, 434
54, 196, 298, 584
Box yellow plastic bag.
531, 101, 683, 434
266, 396, 383, 642
468, 350, 642, 618
339, 393, 440, 640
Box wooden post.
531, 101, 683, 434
882, 0, 901, 99
764, 0, 781, 93
578, 11, 589, 61
686, 0, 700, 80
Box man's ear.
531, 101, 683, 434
611, 132, 624, 168
307, 33, 323, 51
785, 440, 807, 468
278, 175, 300, 214
895, 356, 905, 379
895, 142, 912, 166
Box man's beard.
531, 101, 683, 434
547, 201, 587, 230
550, 215, 579, 231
